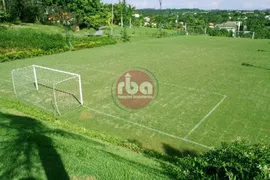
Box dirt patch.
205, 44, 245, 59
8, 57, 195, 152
80, 111, 94, 120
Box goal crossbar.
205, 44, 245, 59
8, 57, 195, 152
33, 65, 80, 77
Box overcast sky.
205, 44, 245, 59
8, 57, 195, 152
101, 0, 270, 10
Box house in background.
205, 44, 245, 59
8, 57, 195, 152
209, 23, 215, 28
215, 21, 241, 34
133, 14, 140, 18
144, 17, 151, 26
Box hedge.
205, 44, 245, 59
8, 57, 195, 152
0, 28, 66, 50
0, 29, 117, 63
0, 48, 69, 63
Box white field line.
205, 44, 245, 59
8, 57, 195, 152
159, 81, 225, 97
84, 106, 212, 149
184, 95, 227, 139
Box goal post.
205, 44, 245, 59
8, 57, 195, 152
11, 65, 84, 115
234, 31, 255, 39
33, 65, 38, 91
32, 65, 84, 105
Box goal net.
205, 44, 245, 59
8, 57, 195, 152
11, 65, 83, 115
234, 31, 255, 39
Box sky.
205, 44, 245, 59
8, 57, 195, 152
101, 0, 270, 10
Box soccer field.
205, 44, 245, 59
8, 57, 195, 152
0, 36, 270, 153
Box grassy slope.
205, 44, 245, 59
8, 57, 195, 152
105, 26, 179, 35
0, 23, 96, 35
0, 107, 170, 180
0, 35, 269, 154
0, 23, 177, 37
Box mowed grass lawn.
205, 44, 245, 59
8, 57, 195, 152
0, 107, 168, 179
0, 36, 270, 153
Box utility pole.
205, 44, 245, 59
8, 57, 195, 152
184, 23, 188, 35
159, 0, 162, 31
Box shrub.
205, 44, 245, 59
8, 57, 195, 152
0, 48, 69, 63
169, 141, 270, 179
0, 28, 66, 50
0, 29, 117, 62
208, 28, 232, 37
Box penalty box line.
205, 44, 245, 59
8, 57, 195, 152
158, 81, 227, 140
184, 95, 227, 140
84, 106, 212, 150
159, 81, 225, 97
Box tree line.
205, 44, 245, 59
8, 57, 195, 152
1, 1, 270, 39
139, 9, 270, 39
0, 0, 139, 29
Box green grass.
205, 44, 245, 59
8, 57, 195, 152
0, 35, 270, 154
0, 28, 65, 50
106, 26, 180, 36
0, 107, 170, 179
103, 26, 182, 42
0, 23, 177, 37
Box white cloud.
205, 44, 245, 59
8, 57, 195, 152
209, 1, 220, 9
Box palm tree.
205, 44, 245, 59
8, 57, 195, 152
119, 0, 123, 27
127, 5, 135, 28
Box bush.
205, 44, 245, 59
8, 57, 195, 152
0, 29, 117, 62
169, 141, 270, 179
0, 28, 66, 50
0, 48, 69, 63
208, 28, 232, 37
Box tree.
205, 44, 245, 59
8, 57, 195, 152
0, 0, 8, 22
1, 0, 6, 12
247, 17, 270, 39
121, 0, 129, 42
4, 0, 44, 22
67, 0, 110, 29
119, 0, 123, 27
127, 5, 135, 28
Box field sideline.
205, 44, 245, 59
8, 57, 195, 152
0, 35, 270, 153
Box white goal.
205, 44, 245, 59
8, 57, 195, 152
11, 65, 83, 115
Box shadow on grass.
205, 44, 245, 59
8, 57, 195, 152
162, 143, 198, 158
0, 112, 70, 180
257, 49, 270, 53
242, 63, 270, 71
37, 83, 81, 105
125, 140, 200, 179
0, 111, 200, 179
